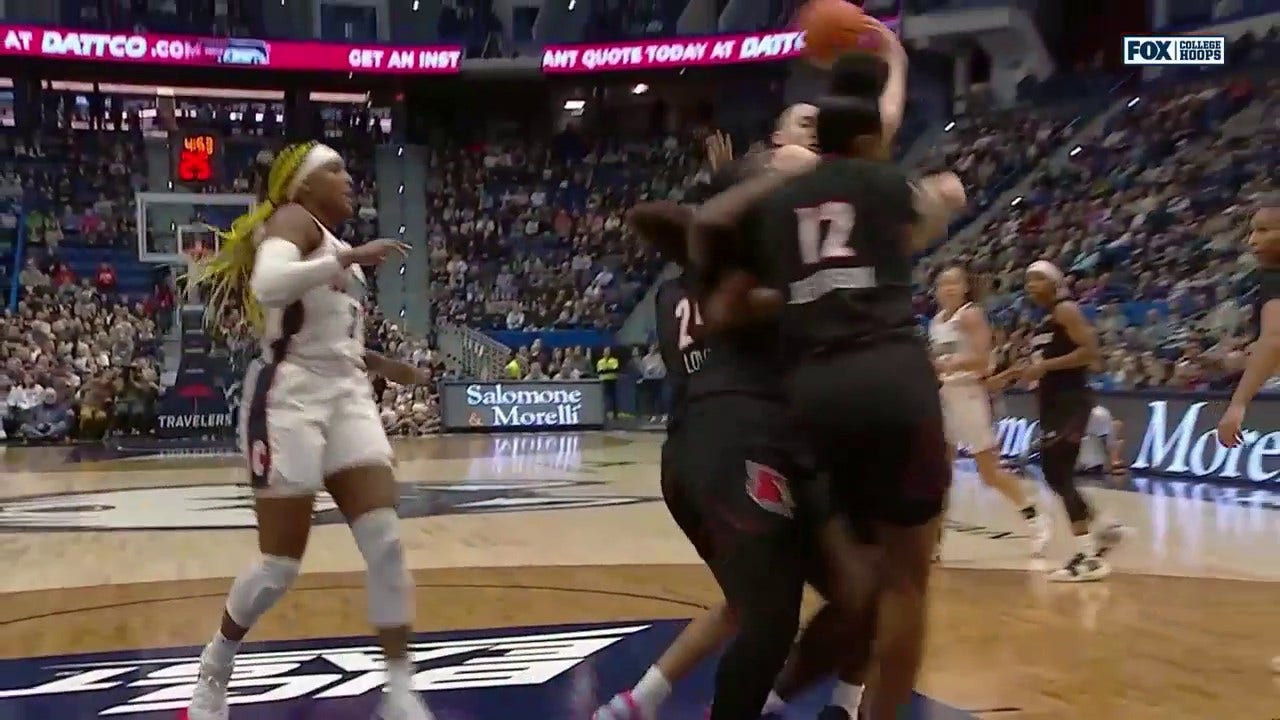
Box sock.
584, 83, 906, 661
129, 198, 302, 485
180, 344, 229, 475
762, 690, 787, 712
386, 657, 413, 696
631, 666, 671, 710
831, 681, 864, 713
204, 631, 239, 668
1074, 532, 1098, 557
1020, 504, 1037, 520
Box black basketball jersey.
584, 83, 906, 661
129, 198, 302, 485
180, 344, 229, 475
750, 157, 921, 352
1029, 299, 1089, 398
1256, 267, 1280, 322
654, 274, 708, 432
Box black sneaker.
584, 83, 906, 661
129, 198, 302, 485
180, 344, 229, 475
816, 706, 852, 720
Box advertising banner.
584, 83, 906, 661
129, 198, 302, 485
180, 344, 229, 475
540, 3, 902, 74
440, 381, 605, 431
0, 25, 462, 74
994, 391, 1280, 483
154, 307, 239, 439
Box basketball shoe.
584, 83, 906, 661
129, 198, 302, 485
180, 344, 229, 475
593, 691, 652, 720
375, 691, 436, 720
1048, 552, 1110, 582
1028, 512, 1051, 557
1093, 520, 1130, 556
186, 652, 231, 720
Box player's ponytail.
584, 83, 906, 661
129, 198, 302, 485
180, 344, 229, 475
190, 140, 318, 328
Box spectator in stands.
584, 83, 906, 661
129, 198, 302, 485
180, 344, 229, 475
95, 262, 118, 296
111, 362, 159, 435
595, 346, 620, 418
18, 388, 72, 443
77, 376, 112, 441
635, 343, 666, 423
526, 361, 548, 381
503, 350, 522, 380
19, 260, 49, 292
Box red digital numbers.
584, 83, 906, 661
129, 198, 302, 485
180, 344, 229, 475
176, 134, 217, 184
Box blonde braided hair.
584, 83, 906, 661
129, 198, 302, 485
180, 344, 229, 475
190, 140, 319, 329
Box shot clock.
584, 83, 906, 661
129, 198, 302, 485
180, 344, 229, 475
172, 132, 223, 188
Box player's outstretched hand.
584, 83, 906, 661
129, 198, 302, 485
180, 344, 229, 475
341, 238, 411, 267
706, 131, 734, 172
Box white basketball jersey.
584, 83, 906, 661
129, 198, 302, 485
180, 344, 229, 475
259, 213, 366, 374
929, 302, 981, 384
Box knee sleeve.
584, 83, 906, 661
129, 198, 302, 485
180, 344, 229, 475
351, 507, 413, 627
225, 554, 302, 629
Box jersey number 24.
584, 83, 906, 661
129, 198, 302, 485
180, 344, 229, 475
795, 202, 856, 266
674, 297, 703, 351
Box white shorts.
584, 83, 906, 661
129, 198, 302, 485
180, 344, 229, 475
939, 382, 997, 453
241, 359, 393, 496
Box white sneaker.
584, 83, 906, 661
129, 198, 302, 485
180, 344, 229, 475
1027, 512, 1051, 557
376, 690, 436, 720
1093, 521, 1130, 557
187, 662, 231, 720
1048, 553, 1110, 583
593, 691, 653, 720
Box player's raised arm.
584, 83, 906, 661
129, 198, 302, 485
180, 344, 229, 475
869, 19, 908, 144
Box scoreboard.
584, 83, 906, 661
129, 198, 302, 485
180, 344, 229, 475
171, 131, 223, 189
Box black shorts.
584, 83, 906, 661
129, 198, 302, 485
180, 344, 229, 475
665, 394, 817, 597
1038, 389, 1092, 447
787, 337, 950, 528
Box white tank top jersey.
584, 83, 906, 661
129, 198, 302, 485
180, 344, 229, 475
929, 302, 982, 385
259, 212, 367, 375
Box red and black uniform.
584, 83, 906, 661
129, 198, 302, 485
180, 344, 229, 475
1028, 298, 1095, 524
749, 156, 950, 528
655, 161, 813, 720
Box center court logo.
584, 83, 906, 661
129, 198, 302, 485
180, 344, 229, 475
0, 623, 653, 717
1123, 35, 1225, 66
0, 480, 657, 532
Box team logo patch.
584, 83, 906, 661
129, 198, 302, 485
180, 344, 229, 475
248, 439, 271, 479
744, 461, 794, 518
0, 480, 657, 532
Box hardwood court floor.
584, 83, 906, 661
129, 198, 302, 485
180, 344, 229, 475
0, 433, 1277, 720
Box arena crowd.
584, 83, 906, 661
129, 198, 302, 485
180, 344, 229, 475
0, 26, 1275, 440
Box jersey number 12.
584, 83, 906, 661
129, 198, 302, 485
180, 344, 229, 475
795, 202, 856, 266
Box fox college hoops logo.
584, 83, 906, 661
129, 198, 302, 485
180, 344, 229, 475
0, 480, 656, 532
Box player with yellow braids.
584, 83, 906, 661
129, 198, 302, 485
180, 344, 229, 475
186, 141, 435, 720
194, 141, 317, 326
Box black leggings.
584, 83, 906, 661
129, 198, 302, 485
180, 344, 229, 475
1041, 435, 1093, 524
1039, 393, 1095, 526
708, 532, 805, 720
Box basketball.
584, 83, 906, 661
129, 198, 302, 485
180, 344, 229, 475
798, 0, 880, 66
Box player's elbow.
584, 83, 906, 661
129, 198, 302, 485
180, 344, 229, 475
249, 269, 292, 307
